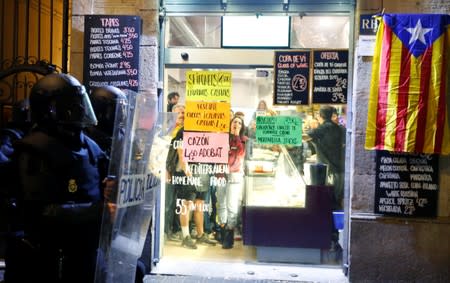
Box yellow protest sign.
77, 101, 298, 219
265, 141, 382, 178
186, 71, 232, 102
185, 101, 230, 132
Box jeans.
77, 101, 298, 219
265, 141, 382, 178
203, 185, 218, 234
216, 172, 244, 229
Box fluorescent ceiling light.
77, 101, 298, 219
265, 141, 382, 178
222, 16, 290, 48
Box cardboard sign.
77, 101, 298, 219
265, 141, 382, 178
184, 101, 230, 132
255, 116, 302, 145
182, 132, 229, 163
186, 71, 232, 102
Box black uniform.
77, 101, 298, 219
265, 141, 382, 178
6, 131, 107, 283
4, 73, 106, 283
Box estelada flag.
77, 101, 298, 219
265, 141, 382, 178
365, 14, 450, 154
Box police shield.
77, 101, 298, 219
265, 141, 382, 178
94, 89, 163, 283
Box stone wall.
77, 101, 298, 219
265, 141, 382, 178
349, 1, 450, 281
69, 0, 159, 94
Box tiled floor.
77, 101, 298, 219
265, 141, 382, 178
147, 238, 347, 283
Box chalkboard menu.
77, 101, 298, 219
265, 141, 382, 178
312, 50, 348, 104
274, 50, 310, 105
374, 151, 439, 217
83, 15, 141, 93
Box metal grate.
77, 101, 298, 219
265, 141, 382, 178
0, 0, 70, 128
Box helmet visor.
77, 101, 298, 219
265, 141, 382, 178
55, 85, 98, 128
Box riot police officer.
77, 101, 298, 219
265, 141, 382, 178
4, 73, 108, 283
86, 86, 128, 158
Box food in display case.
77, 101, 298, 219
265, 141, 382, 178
247, 160, 275, 175
246, 148, 279, 176
244, 145, 306, 208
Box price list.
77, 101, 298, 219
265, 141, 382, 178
312, 50, 348, 104
374, 151, 439, 217
84, 15, 140, 93
273, 51, 310, 105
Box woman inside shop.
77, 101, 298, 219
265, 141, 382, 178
216, 115, 248, 249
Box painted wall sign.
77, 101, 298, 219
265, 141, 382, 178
182, 132, 229, 163
274, 50, 310, 105
184, 101, 230, 132
83, 15, 140, 93
374, 151, 439, 217
312, 50, 348, 104
185, 71, 232, 102
255, 116, 302, 145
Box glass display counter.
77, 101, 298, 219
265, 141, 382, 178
242, 145, 333, 264
245, 146, 306, 207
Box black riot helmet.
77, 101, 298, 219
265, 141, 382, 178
30, 73, 97, 129
89, 86, 128, 137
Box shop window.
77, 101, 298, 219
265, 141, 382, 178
291, 16, 350, 48
167, 15, 349, 49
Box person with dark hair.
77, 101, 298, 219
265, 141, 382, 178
4, 73, 108, 283
216, 116, 248, 249
303, 105, 345, 254
304, 105, 345, 210
166, 92, 180, 112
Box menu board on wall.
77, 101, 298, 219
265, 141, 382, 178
312, 50, 348, 104
273, 50, 310, 105
83, 15, 141, 93
374, 151, 439, 217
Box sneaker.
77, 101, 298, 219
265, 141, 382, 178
181, 236, 197, 249
167, 232, 181, 242
196, 233, 217, 246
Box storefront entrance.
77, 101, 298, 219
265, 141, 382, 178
151, 4, 354, 279
151, 66, 348, 280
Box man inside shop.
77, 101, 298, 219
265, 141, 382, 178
302, 105, 345, 210
166, 92, 180, 112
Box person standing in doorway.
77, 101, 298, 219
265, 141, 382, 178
164, 104, 185, 241
166, 104, 216, 249
216, 116, 248, 249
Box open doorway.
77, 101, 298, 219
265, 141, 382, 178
151, 67, 346, 277
151, 13, 351, 280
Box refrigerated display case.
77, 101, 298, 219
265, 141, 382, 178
242, 145, 333, 264
245, 146, 306, 207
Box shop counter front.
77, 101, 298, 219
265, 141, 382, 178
242, 145, 334, 263
242, 185, 333, 248
242, 185, 333, 264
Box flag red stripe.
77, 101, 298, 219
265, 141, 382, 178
434, 46, 447, 153
415, 48, 433, 152
375, 23, 392, 149
394, 45, 411, 151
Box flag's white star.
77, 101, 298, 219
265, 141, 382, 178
405, 19, 433, 45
